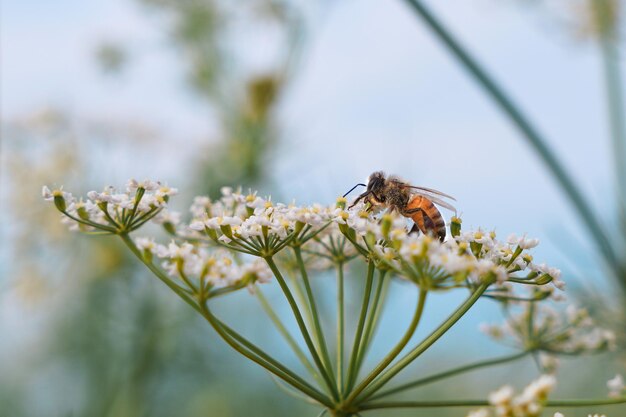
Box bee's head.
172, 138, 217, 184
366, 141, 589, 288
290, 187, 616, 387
367, 171, 386, 194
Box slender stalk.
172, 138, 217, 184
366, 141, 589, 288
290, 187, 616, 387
355, 270, 387, 370
287, 270, 317, 334
256, 288, 322, 386
201, 303, 332, 407
265, 256, 340, 401
359, 396, 626, 410
345, 261, 376, 392
401, 0, 620, 274
370, 350, 530, 400
596, 1, 626, 248
120, 233, 201, 313
336, 262, 346, 394
345, 288, 427, 405
294, 246, 337, 389
356, 283, 489, 402
120, 233, 332, 406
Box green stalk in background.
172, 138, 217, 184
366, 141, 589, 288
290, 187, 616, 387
401, 0, 622, 276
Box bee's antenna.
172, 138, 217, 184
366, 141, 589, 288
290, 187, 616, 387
343, 183, 367, 198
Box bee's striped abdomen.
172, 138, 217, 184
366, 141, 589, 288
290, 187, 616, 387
405, 195, 446, 241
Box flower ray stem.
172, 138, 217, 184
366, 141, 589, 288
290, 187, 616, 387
120, 233, 201, 313
345, 261, 376, 393
293, 246, 337, 391
355, 270, 388, 370
202, 303, 332, 407
401, 0, 620, 274
359, 397, 626, 410
355, 283, 489, 403
121, 233, 331, 406
345, 288, 427, 405
265, 256, 340, 401
369, 350, 530, 400
256, 287, 323, 386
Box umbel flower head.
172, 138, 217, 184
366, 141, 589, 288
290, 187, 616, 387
42, 179, 178, 234
480, 303, 617, 355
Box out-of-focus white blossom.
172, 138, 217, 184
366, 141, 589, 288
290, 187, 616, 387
608, 374, 625, 398
482, 304, 616, 355
488, 375, 556, 417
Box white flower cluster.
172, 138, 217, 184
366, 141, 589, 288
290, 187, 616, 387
137, 238, 272, 295
186, 188, 342, 255
480, 304, 617, 354
43, 179, 178, 233
331, 204, 561, 291
467, 375, 556, 417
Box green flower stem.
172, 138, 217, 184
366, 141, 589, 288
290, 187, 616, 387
128, 207, 161, 230
345, 288, 427, 405
359, 396, 626, 410
256, 288, 323, 386
123, 188, 144, 226
265, 256, 341, 401
401, 0, 620, 274
336, 262, 346, 394
98, 204, 122, 228
201, 303, 332, 407
120, 233, 201, 313
121, 233, 331, 406
355, 270, 388, 370
345, 261, 376, 393
355, 283, 490, 402
369, 350, 530, 400
293, 246, 337, 390
60, 210, 118, 233
287, 270, 317, 333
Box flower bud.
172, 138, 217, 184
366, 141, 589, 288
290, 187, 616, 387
205, 226, 218, 241
450, 216, 462, 237
53, 190, 67, 212
220, 224, 233, 239
381, 214, 392, 240
163, 222, 177, 235
535, 273, 553, 285
336, 197, 347, 209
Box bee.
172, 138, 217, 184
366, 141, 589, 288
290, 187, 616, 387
344, 171, 456, 241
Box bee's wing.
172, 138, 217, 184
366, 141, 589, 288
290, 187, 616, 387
408, 190, 457, 213
390, 180, 456, 201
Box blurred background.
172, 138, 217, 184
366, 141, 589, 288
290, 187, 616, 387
2, 0, 625, 416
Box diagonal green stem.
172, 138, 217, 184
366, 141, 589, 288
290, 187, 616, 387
201, 303, 332, 407
359, 396, 626, 410
370, 350, 530, 400
256, 288, 323, 386
355, 283, 489, 402
120, 233, 201, 313
265, 256, 340, 401
120, 233, 331, 406
401, 0, 620, 274
294, 246, 337, 390
345, 261, 376, 393
345, 288, 427, 405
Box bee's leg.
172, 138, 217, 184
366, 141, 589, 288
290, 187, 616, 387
348, 191, 369, 209
403, 207, 436, 239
